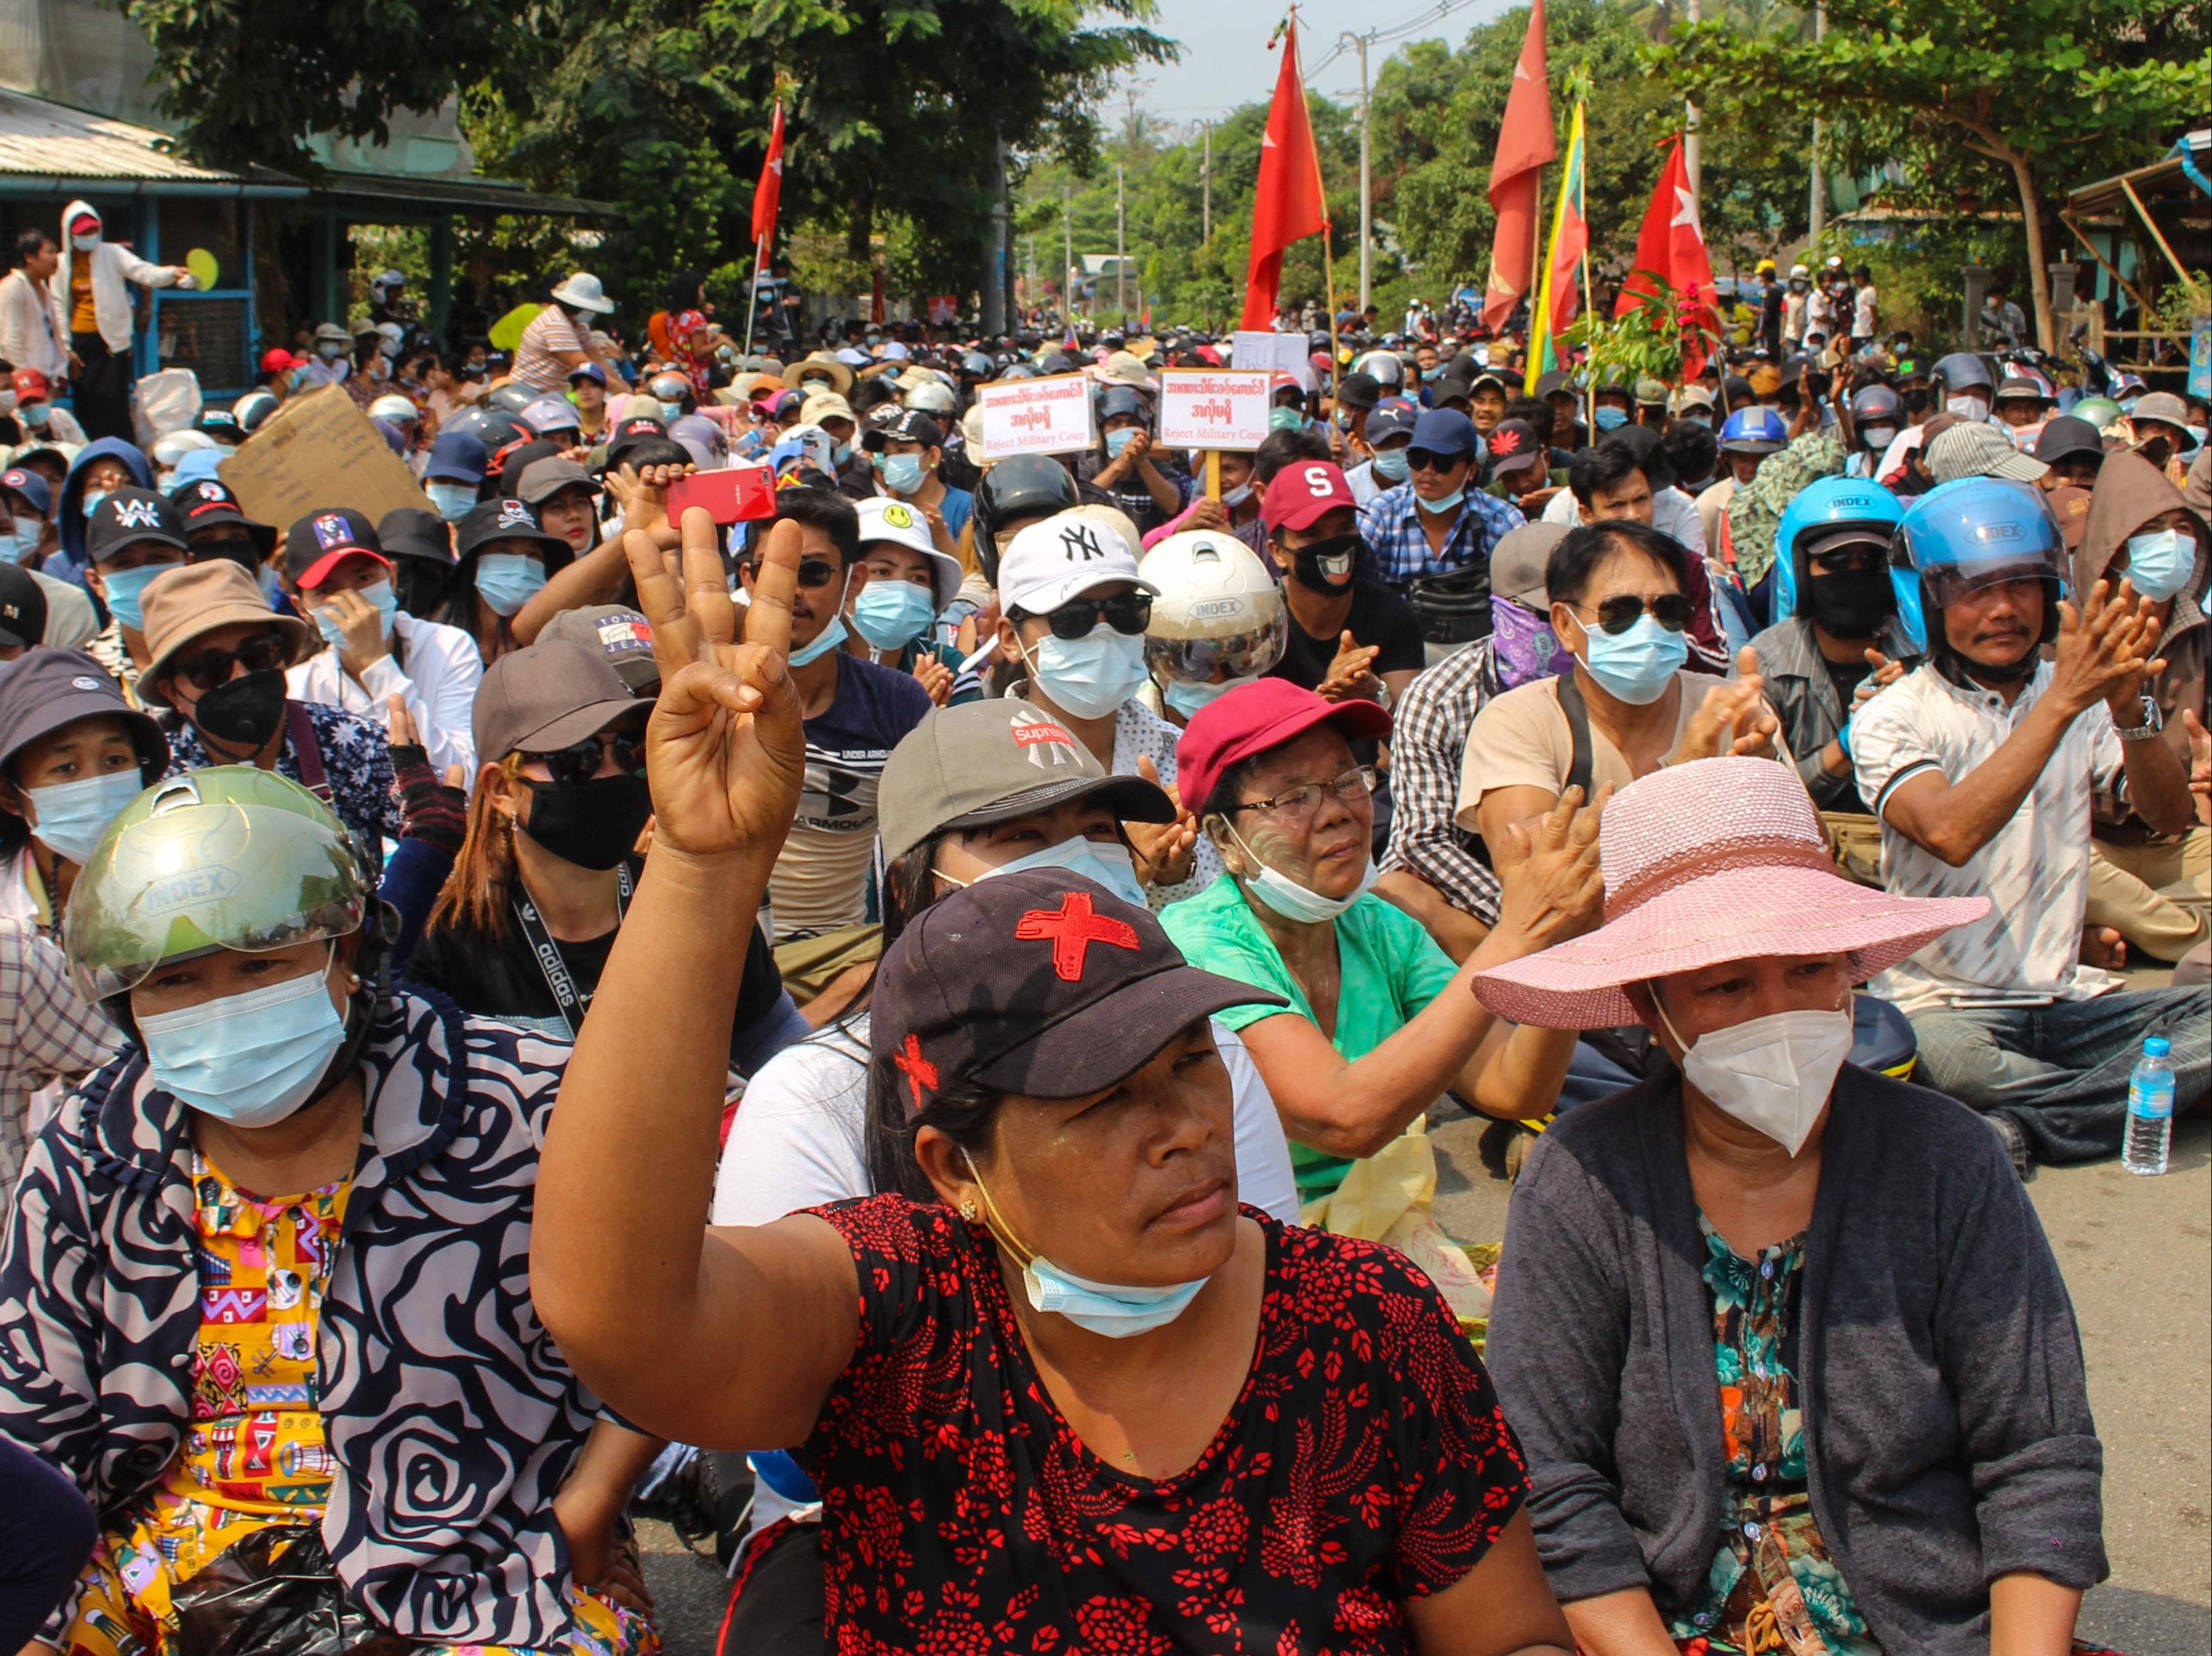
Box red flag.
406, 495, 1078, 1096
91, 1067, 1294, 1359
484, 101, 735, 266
1615, 136, 1718, 372
1240, 24, 1328, 333
750, 102, 785, 251
1482, 0, 1554, 331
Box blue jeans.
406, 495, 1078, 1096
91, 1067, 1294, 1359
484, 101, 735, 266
1907, 987, 2208, 1164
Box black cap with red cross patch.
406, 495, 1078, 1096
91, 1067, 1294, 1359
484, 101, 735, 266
871, 868, 1282, 1112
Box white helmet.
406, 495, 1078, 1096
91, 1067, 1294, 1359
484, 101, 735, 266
902, 377, 957, 416
369, 393, 418, 426
1789, 263, 1810, 280
1136, 530, 1288, 695
1352, 349, 1405, 389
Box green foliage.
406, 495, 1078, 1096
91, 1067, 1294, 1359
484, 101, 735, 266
1565, 273, 1714, 383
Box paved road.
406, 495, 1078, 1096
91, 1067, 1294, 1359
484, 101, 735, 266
641, 1108, 2212, 1655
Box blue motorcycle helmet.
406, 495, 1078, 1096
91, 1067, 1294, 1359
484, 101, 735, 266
1718, 405, 1790, 455
1892, 477, 2068, 669
1772, 475, 1910, 627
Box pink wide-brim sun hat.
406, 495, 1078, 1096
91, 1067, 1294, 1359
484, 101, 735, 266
1469, 756, 1989, 1029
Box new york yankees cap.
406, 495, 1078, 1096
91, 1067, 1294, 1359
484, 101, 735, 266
876, 697, 1174, 867
996, 508, 1159, 618
871, 867, 1283, 1109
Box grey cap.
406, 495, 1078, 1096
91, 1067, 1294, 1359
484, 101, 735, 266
540, 604, 657, 694
515, 455, 600, 506
877, 697, 1175, 867
1927, 421, 2049, 486
471, 635, 642, 762
1489, 522, 1568, 609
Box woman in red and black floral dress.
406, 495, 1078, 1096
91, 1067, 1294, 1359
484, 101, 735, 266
532, 515, 1576, 1656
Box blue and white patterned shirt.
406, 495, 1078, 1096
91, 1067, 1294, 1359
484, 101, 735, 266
1355, 480, 1523, 587
166, 698, 403, 864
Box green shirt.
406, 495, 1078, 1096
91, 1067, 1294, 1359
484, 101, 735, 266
1161, 876, 1462, 1198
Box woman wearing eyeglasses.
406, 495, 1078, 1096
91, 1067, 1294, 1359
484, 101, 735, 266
405, 636, 806, 1071
1462, 523, 1785, 870
139, 560, 406, 865
1160, 678, 1606, 1219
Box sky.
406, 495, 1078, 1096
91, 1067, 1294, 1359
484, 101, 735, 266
1116, 0, 1520, 131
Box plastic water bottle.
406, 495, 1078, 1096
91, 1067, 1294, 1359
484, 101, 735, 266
2122, 1036, 2176, 1176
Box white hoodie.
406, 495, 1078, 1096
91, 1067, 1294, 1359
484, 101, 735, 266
53, 199, 194, 354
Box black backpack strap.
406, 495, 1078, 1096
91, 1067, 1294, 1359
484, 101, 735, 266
1555, 667, 1595, 801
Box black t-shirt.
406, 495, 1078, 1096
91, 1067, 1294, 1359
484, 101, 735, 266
404, 856, 785, 1063
1268, 580, 1428, 693
1824, 654, 1874, 707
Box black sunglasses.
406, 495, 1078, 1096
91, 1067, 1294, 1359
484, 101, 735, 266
538, 729, 647, 787
169, 632, 291, 692
1809, 545, 1887, 576
1577, 592, 1692, 635
748, 557, 843, 590
1044, 592, 1152, 640
1406, 449, 1467, 474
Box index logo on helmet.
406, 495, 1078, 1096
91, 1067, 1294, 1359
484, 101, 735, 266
1190, 597, 1249, 622
1973, 522, 2023, 543
1059, 522, 1109, 562
113, 498, 163, 532
141, 865, 243, 917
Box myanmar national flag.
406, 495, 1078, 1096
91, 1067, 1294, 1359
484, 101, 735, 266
1525, 101, 1587, 391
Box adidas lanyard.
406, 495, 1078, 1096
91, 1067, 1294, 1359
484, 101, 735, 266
509, 864, 632, 1038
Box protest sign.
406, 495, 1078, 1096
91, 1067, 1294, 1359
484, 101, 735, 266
1231, 330, 1316, 392
976, 373, 1095, 460
1156, 368, 1274, 451
218, 385, 434, 528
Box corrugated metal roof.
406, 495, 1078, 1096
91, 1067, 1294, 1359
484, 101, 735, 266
0, 85, 243, 181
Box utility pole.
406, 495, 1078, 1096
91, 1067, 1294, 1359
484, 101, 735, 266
982, 133, 1009, 334
1682, 0, 1701, 199
1061, 186, 1074, 327
1115, 163, 1128, 327
1340, 30, 1375, 313
1201, 121, 1212, 243
1807, 3, 1827, 243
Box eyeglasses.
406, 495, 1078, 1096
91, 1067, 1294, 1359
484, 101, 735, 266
168, 632, 291, 692
1574, 593, 1692, 636
1230, 764, 1378, 820
1406, 450, 1467, 475
537, 729, 646, 787
748, 557, 842, 590
1044, 591, 1151, 640
1809, 545, 1887, 576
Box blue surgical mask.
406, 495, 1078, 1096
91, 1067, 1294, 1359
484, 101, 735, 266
1220, 482, 1255, 510
79, 488, 112, 521
831, 441, 853, 467
25, 770, 142, 864
1164, 672, 1258, 720
1225, 820, 1375, 924
788, 613, 848, 666
1593, 405, 1630, 432
851, 580, 937, 650
1268, 407, 1306, 432
3, 522, 41, 563
473, 552, 546, 617
98, 562, 171, 633
137, 962, 351, 1129
2121, 528, 2196, 602
1577, 612, 1687, 705
1944, 395, 1988, 423
1415, 486, 1465, 515
877, 453, 926, 494
1103, 427, 1138, 458
1024, 626, 1149, 719
949, 836, 1148, 909
22, 403, 48, 429
1422, 366, 1443, 383
657, 400, 684, 424
313, 580, 400, 647
1371, 448, 1410, 482
426, 481, 477, 522
969, 1169, 1208, 1338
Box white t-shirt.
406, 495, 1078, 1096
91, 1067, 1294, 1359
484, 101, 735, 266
286, 610, 485, 784
709, 1008, 1301, 1543
1850, 661, 2121, 1014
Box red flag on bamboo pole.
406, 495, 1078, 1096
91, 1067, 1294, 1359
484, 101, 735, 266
751, 102, 785, 253
1481, 0, 1554, 331
1240, 23, 1328, 332
1615, 135, 1717, 373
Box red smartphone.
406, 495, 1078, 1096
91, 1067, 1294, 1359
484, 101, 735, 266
665, 465, 777, 525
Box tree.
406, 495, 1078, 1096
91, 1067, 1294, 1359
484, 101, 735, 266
1660, 0, 2209, 349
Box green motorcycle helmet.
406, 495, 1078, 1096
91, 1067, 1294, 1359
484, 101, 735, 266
63, 765, 370, 1004
2068, 396, 2123, 435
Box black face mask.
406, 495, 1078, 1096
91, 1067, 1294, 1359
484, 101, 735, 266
193, 669, 288, 751
1901, 388, 1931, 418
1289, 533, 1360, 593
1805, 565, 1894, 639
2138, 435, 2173, 469
520, 772, 653, 870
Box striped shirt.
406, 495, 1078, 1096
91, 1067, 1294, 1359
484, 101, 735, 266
1379, 639, 1504, 924
1356, 480, 1522, 587
512, 305, 585, 392
0, 919, 117, 1219
1851, 661, 2124, 1014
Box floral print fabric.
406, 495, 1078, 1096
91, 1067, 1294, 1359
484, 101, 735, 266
1672, 1214, 1876, 1656
802, 1194, 1529, 1655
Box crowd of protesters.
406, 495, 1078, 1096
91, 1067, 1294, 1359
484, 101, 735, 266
0, 235, 2204, 1656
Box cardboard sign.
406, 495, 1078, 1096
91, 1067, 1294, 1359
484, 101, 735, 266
218, 385, 433, 531
1231, 330, 1317, 393
976, 372, 1096, 460
1156, 368, 1274, 451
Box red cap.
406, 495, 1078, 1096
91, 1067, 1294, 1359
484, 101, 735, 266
1261, 460, 1359, 533
1174, 679, 1391, 820
261, 347, 306, 373
10, 366, 48, 401
67, 210, 99, 235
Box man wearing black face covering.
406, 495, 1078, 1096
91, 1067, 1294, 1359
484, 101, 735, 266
1258, 459, 1425, 709
141, 559, 405, 862
1749, 495, 1920, 878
